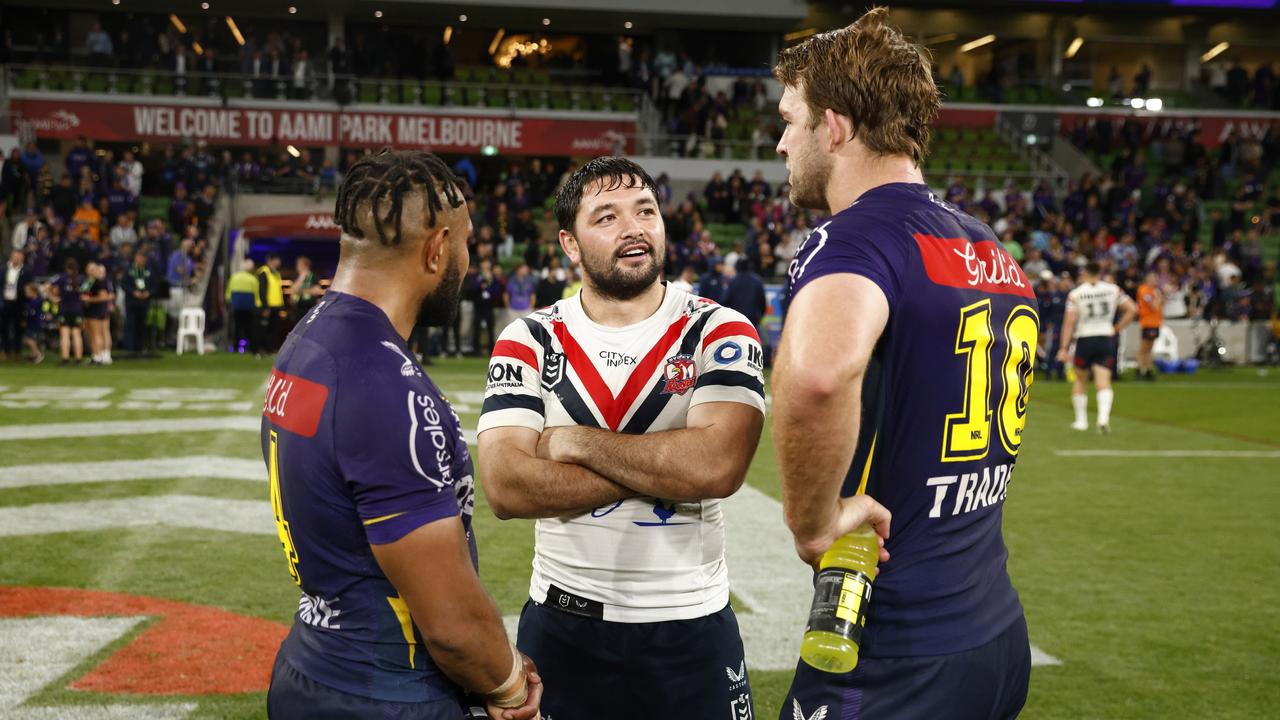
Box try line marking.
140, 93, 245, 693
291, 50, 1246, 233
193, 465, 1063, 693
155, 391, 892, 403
1054, 449, 1280, 458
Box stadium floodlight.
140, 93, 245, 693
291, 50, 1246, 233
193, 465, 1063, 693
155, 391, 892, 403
201, 2, 209, 9
226, 16, 245, 46
1201, 41, 1229, 63
1130, 97, 1145, 109
1145, 98, 1163, 112
542, 17, 551, 26
960, 34, 996, 53
1065, 36, 1084, 59
459, 14, 468, 22
624, 21, 633, 30
112, 0, 120, 5
1086, 97, 1104, 108
288, 6, 297, 14
374, 10, 383, 19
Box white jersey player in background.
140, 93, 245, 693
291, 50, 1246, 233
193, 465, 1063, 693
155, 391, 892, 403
1058, 261, 1136, 433
477, 157, 766, 720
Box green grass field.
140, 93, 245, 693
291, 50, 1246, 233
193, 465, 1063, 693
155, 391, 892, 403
1, 354, 1278, 719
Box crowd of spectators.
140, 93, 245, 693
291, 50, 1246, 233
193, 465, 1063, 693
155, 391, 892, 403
1204, 60, 1280, 111
0, 138, 218, 364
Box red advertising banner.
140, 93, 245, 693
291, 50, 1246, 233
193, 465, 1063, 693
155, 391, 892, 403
9, 98, 635, 156
1054, 110, 1276, 149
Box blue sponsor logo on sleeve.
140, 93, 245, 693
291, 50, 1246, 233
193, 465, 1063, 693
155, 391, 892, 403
713, 341, 743, 365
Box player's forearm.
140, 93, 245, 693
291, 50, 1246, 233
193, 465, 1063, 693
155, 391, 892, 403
551, 425, 751, 501
481, 445, 635, 519
416, 590, 518, 696
772, 367, 861, 547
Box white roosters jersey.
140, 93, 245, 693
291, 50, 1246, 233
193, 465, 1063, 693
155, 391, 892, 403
477, 285, 766, 622
1067, 281, 1125, 338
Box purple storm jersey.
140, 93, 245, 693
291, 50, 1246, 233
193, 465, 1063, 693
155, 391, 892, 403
784, 183, 1040, 658
260, 291, 477, 703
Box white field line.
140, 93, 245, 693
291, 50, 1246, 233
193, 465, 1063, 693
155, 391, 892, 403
0, 456, 266, 489
0, 417, 477, 445
0, 417, 260, 441
0, 495, 272, 538
0, 616, 195, 719
1054, 449, 1280, 458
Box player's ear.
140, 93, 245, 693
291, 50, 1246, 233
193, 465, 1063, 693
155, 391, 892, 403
422, 225, 447, 275
822, 108, 853, 151
558, 229, 581, 265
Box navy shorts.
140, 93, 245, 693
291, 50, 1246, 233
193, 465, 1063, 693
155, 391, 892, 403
266, 652, 484, 720
781, 614, 1030, 720
1140, 327, 1160, 341
517, 596, 754, 720
1073, 336, 1116, 370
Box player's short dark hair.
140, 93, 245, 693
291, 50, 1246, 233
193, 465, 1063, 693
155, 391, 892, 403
1084, 261, 1101, 277
335, 148, 465, 246
554, 157, 659, 233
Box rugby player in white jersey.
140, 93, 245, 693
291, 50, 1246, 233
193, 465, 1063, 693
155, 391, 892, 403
477, 157, 766, 720
1057, 261, 1136, 433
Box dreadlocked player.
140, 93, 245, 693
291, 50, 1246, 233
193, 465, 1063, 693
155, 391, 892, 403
261, 149, 543, 720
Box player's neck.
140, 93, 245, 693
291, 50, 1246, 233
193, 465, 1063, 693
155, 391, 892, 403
826, 154, 924, 214
579, 281, 666, 328
328, 267, 423, 341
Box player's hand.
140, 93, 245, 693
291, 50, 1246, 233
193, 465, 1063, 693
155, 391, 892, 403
535, 426, 577, 464
1056, 347, 1070, 364
794, 495, 892, 571
486, 654, 543, 720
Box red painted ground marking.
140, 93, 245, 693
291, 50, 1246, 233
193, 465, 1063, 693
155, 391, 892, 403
0, 586, 287, 695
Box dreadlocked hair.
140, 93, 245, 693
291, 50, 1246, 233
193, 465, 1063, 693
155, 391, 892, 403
334, 149, 466, 246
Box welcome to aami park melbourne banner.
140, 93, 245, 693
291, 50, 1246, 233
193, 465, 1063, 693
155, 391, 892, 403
9, 95, 636, 156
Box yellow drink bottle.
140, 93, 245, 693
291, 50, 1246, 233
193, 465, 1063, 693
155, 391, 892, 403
799, 523, 879, 673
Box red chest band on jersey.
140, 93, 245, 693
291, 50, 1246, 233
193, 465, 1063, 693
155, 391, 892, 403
263, 369, 329, 437
914, 233, 1036, 299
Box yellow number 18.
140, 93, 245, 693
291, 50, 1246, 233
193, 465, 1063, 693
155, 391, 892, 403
941, 300, 1038, 462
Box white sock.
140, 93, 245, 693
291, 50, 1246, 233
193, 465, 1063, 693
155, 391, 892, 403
1097, 389, 1114, 426
1072, 393, 1088, 425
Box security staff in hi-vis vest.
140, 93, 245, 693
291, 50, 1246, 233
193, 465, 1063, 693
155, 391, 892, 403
257, 253, 286, 353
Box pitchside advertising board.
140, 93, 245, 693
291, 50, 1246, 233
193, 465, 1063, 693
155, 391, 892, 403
8, 97, 635, 156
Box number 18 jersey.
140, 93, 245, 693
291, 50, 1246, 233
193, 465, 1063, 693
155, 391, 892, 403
785, 183, 1040, 658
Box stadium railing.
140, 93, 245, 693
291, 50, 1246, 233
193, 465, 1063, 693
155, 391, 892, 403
3, 63, 642, 114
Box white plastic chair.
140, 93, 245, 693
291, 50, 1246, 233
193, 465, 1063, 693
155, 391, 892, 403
176, 307, 206, 355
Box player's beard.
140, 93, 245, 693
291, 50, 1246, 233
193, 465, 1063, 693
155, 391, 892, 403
788, 134, 834, 212
581, 240, 663, 302
415, 260, 465, 328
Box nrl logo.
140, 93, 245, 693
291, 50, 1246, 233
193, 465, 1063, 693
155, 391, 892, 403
792, 699, 828, 720
541, 350, 564, 391
380, 341, 420, 377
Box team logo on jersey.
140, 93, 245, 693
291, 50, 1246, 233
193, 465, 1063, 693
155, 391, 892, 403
661, 354, 696, 395
713, 341, 743, 365
792, 699, 828, 720
632, 499, 691, 527
730, 691, 754, 720
541, 350, 565, 390
380, 341, 421, 377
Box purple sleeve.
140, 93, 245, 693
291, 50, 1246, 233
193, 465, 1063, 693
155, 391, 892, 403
334, 370, 464, 545
788, 217, 907, 308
